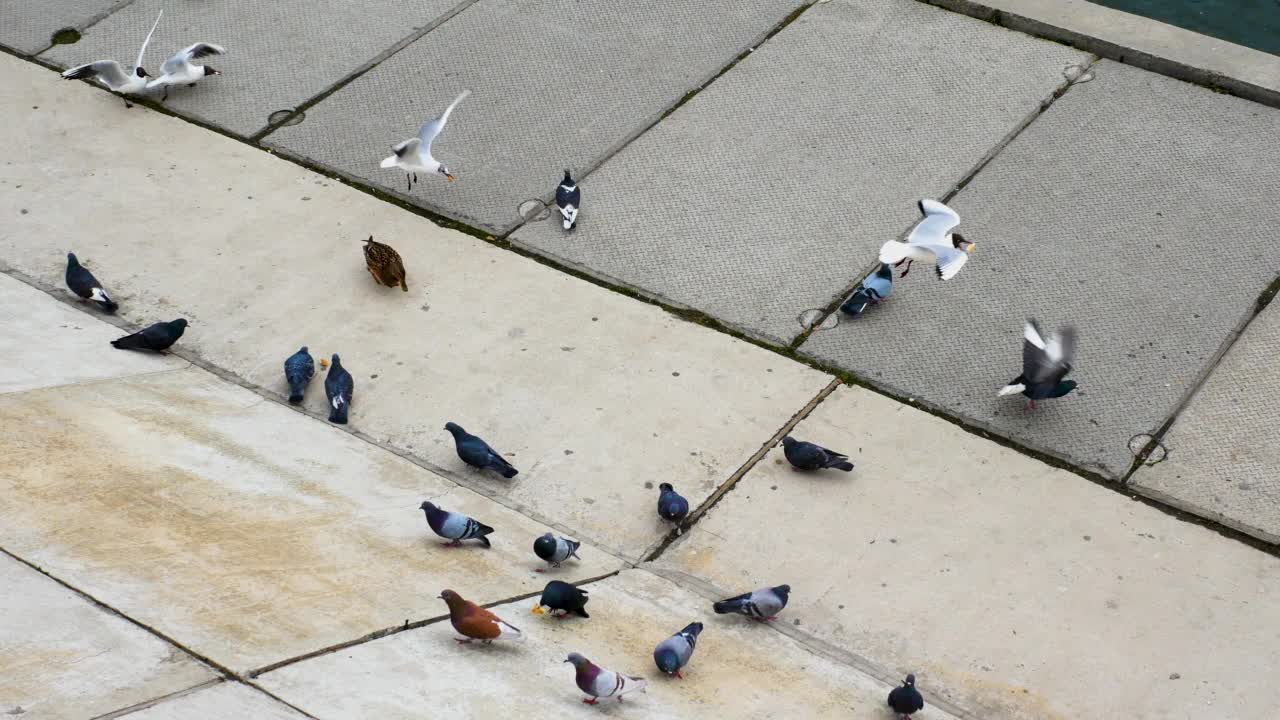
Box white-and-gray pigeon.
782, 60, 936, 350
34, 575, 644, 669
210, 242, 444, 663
380, 89, 470, 192
840, 263, 893, 316
713, 584, 790, 621
565, 653, 647, 705
533, 532, 581, 571
420, 501, 494, 548
879, 199, 976, 280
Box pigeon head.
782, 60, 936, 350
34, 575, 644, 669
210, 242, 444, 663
563, 169, 573, 183
782, 436, 797, 449
330, 353, 341, 369
533, 533, 556, 559
444, 421, 464, 437
204, 66, 222, 76
952, 232, 976, 253
67, 252, 80, 266
438, 165, 455, 183
564, 652, 589, 668
904, 674, 916, 687
658, 482, 674, 493
654, 647, 680, 674
419, 501, 437, 513
298, 345, 308, 354
171, 319, 189, 330
1050, 380, 1078, 398
437, 589, 463, 609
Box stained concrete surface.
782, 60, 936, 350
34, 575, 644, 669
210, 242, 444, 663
802, 59, 1280, 479
263, 0, 807, 233
510, 0, 1088, 344
0, 54, 831, 562
40, 0, 468, 137
0, 273, 187, 395
0, 0, 126, 55
1130, 298, 1280, 545
0, 553, 216, 720
111, 681, 309, 719
0, 368, 625, 672
258, 568, 961, 720
653, 386, 1280, 720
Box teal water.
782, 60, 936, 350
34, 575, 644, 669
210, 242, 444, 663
1089, 0, 1280, 56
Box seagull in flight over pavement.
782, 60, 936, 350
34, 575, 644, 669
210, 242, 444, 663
60, 9, 164, 108
879, 199, 976, 280
380, 89, 471, 192
147, 41, 225, 101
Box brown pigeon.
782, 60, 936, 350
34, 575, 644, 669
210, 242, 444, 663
438, 589, 525, 644
362, 235, 407, 291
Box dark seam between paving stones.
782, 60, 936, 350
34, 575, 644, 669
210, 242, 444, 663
89, 678, 225, 720
238, 680, 323, 720
16, 0, 144, 58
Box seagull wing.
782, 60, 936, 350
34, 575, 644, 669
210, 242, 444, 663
417, 89, 471, 159
907, 199, 961, 246
162, 42, 224, 75
133, 9, 164, 71
926, 244, 969, 280
62, 61, 129, 88
391, 137, 421, 160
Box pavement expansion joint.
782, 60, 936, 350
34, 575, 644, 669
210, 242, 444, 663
89, 679, 226, 720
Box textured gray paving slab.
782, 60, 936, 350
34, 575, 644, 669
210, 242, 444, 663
40, 0, 467, 137
0, 553, 216, 720
1130, 299, 1280, 544
0, 0, 126, 55
653, 386, 1280, 720
110, 682, 309, 719
802, 59, 1280, 478
258, 569, 962, 720
263, 0, 806, 234
509, 0, 1087, 344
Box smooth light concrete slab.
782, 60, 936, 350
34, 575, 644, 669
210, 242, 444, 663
0, 368, 624, 673
0, 0, 126, 55
0, 273, 187, 394
0, 553, 216, 720
41, 0, 468, 137
264, 0, 807, 233
113, 682, 309, 720
0, 53, 831, 562
259, 569, 962, 720
510, 0, 1088, 344
1131, 300, 1280, 545
654, 386, 1280, 720
803, 59, 1280, 478
925, 0, 1280, 107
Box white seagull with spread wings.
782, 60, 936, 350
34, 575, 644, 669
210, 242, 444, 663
380, 89, 471, 192
60, 9, 164, 108
147, 41, 225, 101
879, 199, 976, 280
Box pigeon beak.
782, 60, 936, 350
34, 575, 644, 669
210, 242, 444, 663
531, 605, 545, 616
445, 173, 455, 183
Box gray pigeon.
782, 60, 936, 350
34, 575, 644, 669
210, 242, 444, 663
110, 319, 187, 352
533, 532, 581, 570
65, 253, 118, 313
782, 436, 853, 472
420, 501, 493, 548
325, 353, 353, 424
283, 346, 314, 404
653, 621, 703, 678
444, 422, 518, 478
713, 585, 790, 621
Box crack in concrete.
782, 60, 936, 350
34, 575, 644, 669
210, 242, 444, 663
88, 678, 224, 720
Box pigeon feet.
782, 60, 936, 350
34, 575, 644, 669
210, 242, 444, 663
442, 541, 461, 548
535, 567, 546, 573
674, 670, 684, 679
582, 698, 598, 705
751, 616, 778, 623
1024, 400, 1037, 413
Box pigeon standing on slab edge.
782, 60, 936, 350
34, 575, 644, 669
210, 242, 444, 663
324, 353, 354, 424
65, 253, 118, 313
840, 263, 893, 316
60, 9, 163, 108
381, 89, 471, 191
283, 346, 314, 404
565, 653, 647, 704
110, 319, 187, 352
556, 170, 581, 230
998, 319, 1078, 411
657, 483, 689, 532
420, 501, 494, 548
888, 674, 926, 718
444, 422, 518, 478
879, 199, 976, 280
653, 622, 703, 678
713, 585, 790, 621
782, 436, 854, 472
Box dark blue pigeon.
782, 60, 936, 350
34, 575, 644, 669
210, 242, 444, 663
713, 584, 789, 621
840, 263, 893, 316
888, 674, 925, 718
325, 353, 354, 424
65, 252, 118, 313
419, 501, 494, 548
110, 319, 187, 352
444, 422, 518, 478
653, 621, 703, 678
533, 580, 589, 618
283, 346, 314, 405
998, 319, 1078, 412
657, 483, 689, 531
782, 436, 854, 472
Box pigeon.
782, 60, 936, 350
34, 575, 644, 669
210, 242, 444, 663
324, 353, 353, 424
444, 422, 518, 478
361, 236, 407, 291
147, 42, 224, 101
556, 170, 581, 230
60, 9, 163, 108
64, 253, 118, 313
657, 483, 689, 530
110, 319, 187, 352
380, 89, 471, 192
713, 585, 790, 621
653, 622, 703, 678
888, 674, 925, 718
998, 319, 1078, 411
879, 199, 976, 280
533, 533, 581, 570
781, 436, 854, 472
532, 580, 590, 619
840, 263, 892, 316
564, 653, 647, 705
419, 501, 494, 548
283, 346, 314, 404
439, 589, 525, 643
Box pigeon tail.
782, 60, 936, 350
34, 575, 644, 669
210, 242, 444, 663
840, 288, 874, 316
328, 403, 349, 424
110, 336, 144, 350
94, 296, 119, 314
492, 458, 518, 478
288, 389, 305, 405
828, 459, 855, 472
712, 598, 745, 615
572, 606, 590, 619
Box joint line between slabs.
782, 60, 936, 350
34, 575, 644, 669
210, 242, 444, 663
89, 678, 225, 720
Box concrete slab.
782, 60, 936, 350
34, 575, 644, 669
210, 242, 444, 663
0, 0, 125, 56
653, 386, 1280, 720
1130, 300, 1280, 545
40, 0, 468, 137
0, 273, 187, 394
258, 569, 962, 720
509, 0, 1087, 344
0, 368, 624, 673
0, 53, 831, 562
802, 59, 1280, 478
263, 0, 807, 233
0, 552, 216, 720
111, 682, 308, 719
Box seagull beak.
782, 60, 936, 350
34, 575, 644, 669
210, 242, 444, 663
531, 605, 545, 616
445, 173, 455, 183
966, 243, 977, 254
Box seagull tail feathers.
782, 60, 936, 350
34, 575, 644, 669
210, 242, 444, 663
877, 240, 911, 264
379, 155, 399, 169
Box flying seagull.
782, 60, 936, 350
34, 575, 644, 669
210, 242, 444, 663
999, 319, 1078, 411
380, 89, 471, 192
60, 9, 164, 108
879, 199, 976, 280
147, 42, 224, 101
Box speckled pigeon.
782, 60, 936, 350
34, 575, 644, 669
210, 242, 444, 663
653, 621, 703, 678
283, 346, 314, 405
782, 436, 854, 472
565, 653, 647, 705
444, 422, 518, 478
533, 533, 581, 570
420, 501, 493, 548
888, 674, 925, 718
324, 353, 353, 424
65, 253, 118, 313
713, 584, 790, 621
110, 319, 186, 352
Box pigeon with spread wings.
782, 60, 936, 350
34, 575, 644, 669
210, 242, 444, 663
998, 319, 1078, 411
381, 90, 471, 192
879, 199, 976, 280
